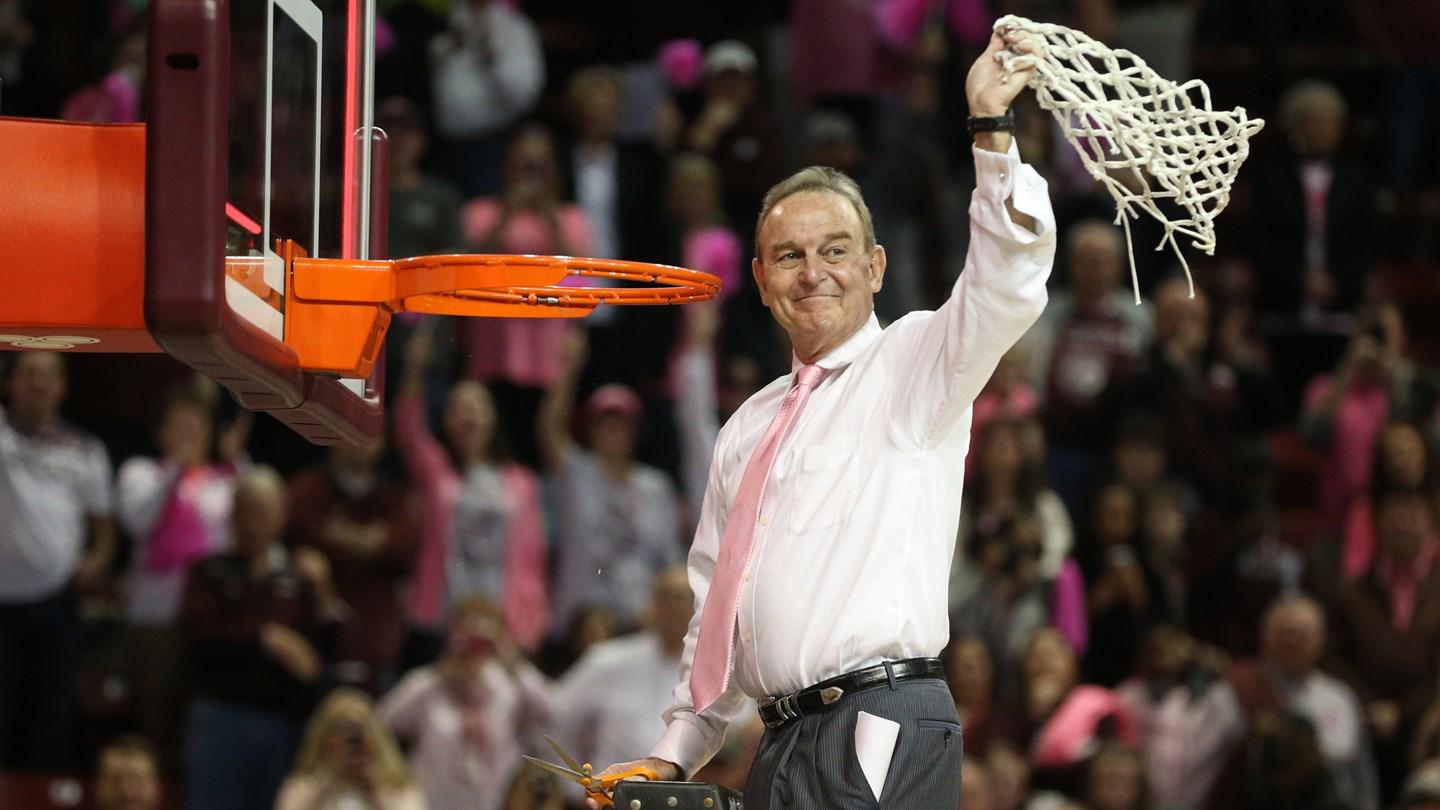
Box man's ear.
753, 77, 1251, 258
868, 244, 887, 294
751, 257, 769, 306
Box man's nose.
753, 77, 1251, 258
797, 255, 824, 285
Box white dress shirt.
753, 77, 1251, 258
650, 143, 1055, 776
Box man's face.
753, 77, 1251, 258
4, 352, 66, 425
649, 567, 694, 649
752, 191, 884, 361
1154, 281, 1210, 349
589, 411, 638, 459
706, 70, 756, 108
231, 479, 286, 558
443, 381, 497, 461
96, 751, 161, 810
1068, 230, 1121, 304
576, 80, 621, 140
1088, 753, 1143, 810
158, 403, 211, 466
1262, 602, 1323, 678
1378, 495, 1431, 566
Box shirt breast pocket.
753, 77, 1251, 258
786, 435, 859, 535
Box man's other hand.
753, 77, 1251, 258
585, 758, 681, 808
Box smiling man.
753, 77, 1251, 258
596, 28, 1055, 810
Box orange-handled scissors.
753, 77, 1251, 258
522, 736, 659, 807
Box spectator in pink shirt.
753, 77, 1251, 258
458, 124, 591, 468
1340, 420, 1434, 581
969, 348, 1041, 477
115, 381, 248, 762
1015, 628, 1139, 787
394, 321, 548, 664
1302, 301, 1438, 524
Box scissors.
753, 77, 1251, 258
522, 736, 659, 807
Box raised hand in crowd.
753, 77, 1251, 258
295, 545, 351, 623
261, 621, 323, 683
216, 409, 253, 466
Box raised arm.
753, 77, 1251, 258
882, 31, 1056, 446
115, 456, 177, 540
392, 319, 452, 491
535, 328, 587, 475
673, 302, 723, 527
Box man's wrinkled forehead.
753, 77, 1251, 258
759, 190, 864, 253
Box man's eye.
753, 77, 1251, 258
827, 247, 846, 257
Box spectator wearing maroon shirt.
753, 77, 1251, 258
1076, 483, 1154, 687
686, 41, 783, 234
1116, 278, 1277, 500
1211, 595, 1377, 810
1018, 220, 1150, 514
1328, 490, 1440, 797
180, 467, 347, 810
945, 636, 1001, 760
287, 439, 420, 693
1187, 441, 1302, 655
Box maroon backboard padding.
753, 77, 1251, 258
146, 0, 383, 444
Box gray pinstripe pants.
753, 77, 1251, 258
743, 675, 963, 810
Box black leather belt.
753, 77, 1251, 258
757, 657, 944, 729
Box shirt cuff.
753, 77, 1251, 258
972, 140, 1052, 243
648, 712, 719, 780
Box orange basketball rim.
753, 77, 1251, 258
275, 245, 723, 378
0, 116, 720, 380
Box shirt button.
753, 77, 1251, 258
999, 170, 1008, 181
744, 633, 753, 642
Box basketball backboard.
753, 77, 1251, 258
146, 0, 385, 444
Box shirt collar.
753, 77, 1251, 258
790, 313, 882, 374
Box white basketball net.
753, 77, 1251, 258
995, 14, 1265, 301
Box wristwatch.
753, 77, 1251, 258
967, 110, 1016, 134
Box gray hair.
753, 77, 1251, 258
234, 465, 286, 502
754, 166, 875, 259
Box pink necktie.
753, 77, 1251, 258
691, 363, 827, 713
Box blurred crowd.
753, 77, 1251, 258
4, 0, 1440, 809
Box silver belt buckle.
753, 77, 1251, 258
761, 686, 845, 729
